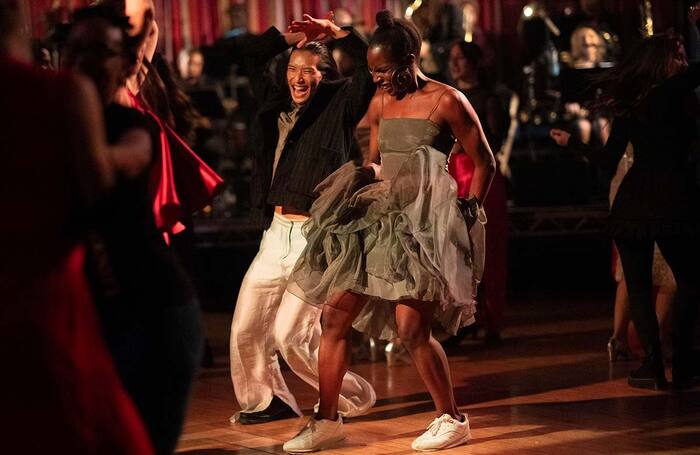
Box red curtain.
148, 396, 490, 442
25, 0, 678, 58
26, 0, 90, 38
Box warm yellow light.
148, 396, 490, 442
405, 0, 422, 19
523, 6, 534, 18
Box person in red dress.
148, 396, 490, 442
0, 1, 153, 453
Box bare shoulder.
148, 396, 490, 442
366, 90, 384, 122
429, 84, 471, 121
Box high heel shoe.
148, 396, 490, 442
607, 337, 633, 362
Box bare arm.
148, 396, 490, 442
64, 74, 115, 208
363, 92, 383, 178
288, 14, 350, 47
551, 118, 629, 178
442, 89, 496, 204
126, 10, 157, 95
111, 128, 152, 179
497, 92, 519, 178
242, 27, 303, 103
290, 15, 373, 123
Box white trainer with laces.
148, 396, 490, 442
283, 416, 345, 453
411, 413, 471, 451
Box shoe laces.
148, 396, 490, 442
295, 418, 317, 437
426, 414, 455, 436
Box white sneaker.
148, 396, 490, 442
411, 414, 471, 451
283, 416, 346, 453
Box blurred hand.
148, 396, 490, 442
549, 128, 571, 146
366, 162, 382, 181
689, 4, 700, 24
565, 102, 581, 115
288, 13, 342, 48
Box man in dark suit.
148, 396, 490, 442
229, 15, 376, 425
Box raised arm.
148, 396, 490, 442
498, 92, 519, 178
550, 117, 629, 178
364, 92, 383, 168
442, 89, 496, 204
289, 14, 374, 123
64, 74, 115, 208
337, 28, 374, 123
242, 27, 304, 102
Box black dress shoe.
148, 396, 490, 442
238, 396, 298, 424
628, 350, 668, 391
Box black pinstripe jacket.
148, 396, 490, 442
244, 26, 374, 227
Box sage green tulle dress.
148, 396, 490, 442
287, 117, 486, 340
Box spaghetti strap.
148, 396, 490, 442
427, 89, 449, 121
381, 91, 385, 119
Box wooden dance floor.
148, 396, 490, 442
177, 293, 700, 454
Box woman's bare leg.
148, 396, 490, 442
612, 279, 630, 344
654, 286, 674, 335
395, 300, 460, 418
316, 291, 368, 420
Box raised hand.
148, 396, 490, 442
288, 13, 345, 48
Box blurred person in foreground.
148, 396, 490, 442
61, 3, 207, 453
0, 0, 153, 452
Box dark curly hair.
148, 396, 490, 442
369, 9, 422, 62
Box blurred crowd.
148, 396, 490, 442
26, 0, 671, 218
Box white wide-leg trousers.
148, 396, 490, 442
230, 213, 375, 420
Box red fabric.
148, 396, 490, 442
171, 0, 183, 60
302, 0, 313, 18
209, 0, 220, 44
286, 0, 295, 22
188, 0, 202, 47
258, 0, 268, 35
0, 55, 153, 454
448, 153, 509, 333
129, 94, 224, 239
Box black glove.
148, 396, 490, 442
457, 197, 480, 229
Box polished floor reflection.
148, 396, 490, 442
177, 293, 700, 454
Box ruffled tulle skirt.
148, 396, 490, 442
287, 146, 486, 340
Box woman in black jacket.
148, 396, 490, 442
551, 24, 700, 390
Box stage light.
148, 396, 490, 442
405, 0, 422, 19
523, 6, 534, 18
